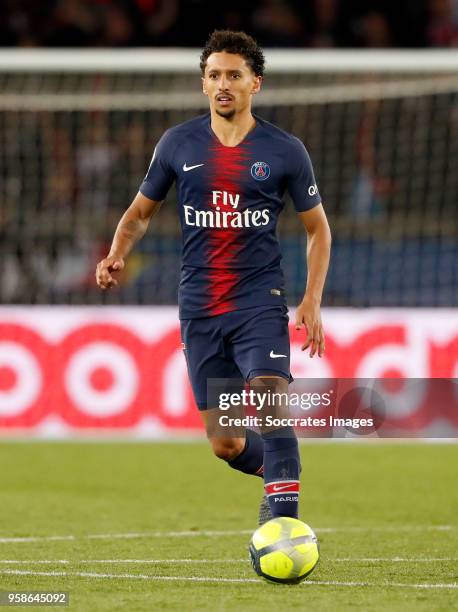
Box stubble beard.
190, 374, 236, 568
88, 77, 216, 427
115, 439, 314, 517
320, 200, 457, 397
215, 108, 236, 120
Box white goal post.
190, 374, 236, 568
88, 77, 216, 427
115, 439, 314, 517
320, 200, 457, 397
0, 49, 457, 112
0, 48, 458, 72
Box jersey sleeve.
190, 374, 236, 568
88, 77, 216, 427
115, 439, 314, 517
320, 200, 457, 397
286, 137, 322, 212
139, 129, 176, 201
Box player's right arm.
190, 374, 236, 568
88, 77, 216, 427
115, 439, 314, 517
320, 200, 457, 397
96, 128, 177, 290
96, 192, 161, 290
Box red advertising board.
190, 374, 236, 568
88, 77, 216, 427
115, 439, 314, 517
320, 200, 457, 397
0, 308, 456, 436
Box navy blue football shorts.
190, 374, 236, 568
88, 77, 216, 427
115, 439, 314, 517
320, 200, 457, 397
180, 305, 292, 410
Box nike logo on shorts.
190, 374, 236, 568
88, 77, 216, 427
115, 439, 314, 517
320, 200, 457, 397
183, 163, 204, 172
270, 350, 287, 358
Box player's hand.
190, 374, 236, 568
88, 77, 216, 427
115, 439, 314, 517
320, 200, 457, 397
295, 298, 325, 358
96, 255, 125, 290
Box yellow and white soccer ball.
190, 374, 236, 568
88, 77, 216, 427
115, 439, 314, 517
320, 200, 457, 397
249, 517, 319, 584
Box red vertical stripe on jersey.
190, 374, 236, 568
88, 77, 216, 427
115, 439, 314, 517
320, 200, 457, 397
206, 142, 249, 316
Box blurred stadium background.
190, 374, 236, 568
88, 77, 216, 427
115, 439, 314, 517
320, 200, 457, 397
0, 0, 456, 437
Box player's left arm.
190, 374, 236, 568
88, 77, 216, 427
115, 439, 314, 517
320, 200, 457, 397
295, 204, 331, 358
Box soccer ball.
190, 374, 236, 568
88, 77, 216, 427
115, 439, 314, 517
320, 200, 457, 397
249, 517, 319, 584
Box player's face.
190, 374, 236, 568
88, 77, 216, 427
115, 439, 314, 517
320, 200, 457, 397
202, 52, 262, 119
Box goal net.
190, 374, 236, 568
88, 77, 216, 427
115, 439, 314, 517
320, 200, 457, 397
0, 49, 456, 307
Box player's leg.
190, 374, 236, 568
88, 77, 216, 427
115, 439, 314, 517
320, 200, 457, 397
251, 375, 300, 519
229, 305, 301, 519
180, 316, 264, 477
201, 411, 264, 475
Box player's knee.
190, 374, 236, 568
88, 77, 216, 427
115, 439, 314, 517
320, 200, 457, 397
210, 438, 245, 462
250, 375, 288, 393
250, 375, 289, 418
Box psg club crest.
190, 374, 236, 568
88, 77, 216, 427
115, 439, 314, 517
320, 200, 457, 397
251, 161, 270, 181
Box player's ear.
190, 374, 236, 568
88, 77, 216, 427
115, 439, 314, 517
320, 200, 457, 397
202, 77, 208, 96
252, 76, 262, 95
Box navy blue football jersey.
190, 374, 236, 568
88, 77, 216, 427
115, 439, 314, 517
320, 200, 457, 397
139, 113, 321, 319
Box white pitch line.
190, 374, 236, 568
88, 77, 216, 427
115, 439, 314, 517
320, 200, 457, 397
306, 579, 458, 590
0, 559, 247, 565
331, 558, 458, 563
1, 558, 457, 565
0, 525, 454, 544
1, 569, 457, 589
316, 525, 454, 533
82, 559, 247, 564
0, 569, 259, 584
0, 536, 75, 543
0, 531, 251, 543
86, 529, 253, 539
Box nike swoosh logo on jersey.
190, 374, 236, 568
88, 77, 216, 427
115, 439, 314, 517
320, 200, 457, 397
183, 163, 204, 172
271, 483, 297, 492
270, 350, 287, 358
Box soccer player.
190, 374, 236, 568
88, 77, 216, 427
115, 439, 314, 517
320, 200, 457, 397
96, 30, 331, 524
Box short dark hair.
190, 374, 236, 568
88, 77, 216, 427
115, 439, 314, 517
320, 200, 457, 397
200, 30, 265, 77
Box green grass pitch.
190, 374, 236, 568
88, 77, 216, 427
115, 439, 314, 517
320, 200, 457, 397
0, 442, 456, 611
